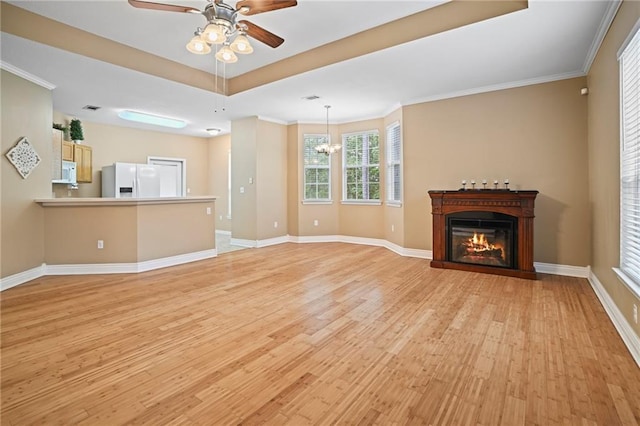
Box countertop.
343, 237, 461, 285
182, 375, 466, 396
35, 196, 217, 207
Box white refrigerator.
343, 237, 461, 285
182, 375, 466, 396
102, 162, 178, 198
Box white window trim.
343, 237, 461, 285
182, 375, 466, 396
302, 200, 333, 205
385, 201, 403, 208
616, 20, 640, 299
385, 121, 402, 204
340, 200, 382, 206
303, 134, 332, 202
342, 129, 381, 202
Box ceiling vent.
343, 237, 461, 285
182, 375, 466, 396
302, 95, 320, 101
82, 105, 101, 111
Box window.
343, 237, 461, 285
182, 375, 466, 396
303, 134, 331, 201
618, 24, 640, 295
343, 130, 380, 202
386, 122, 402, 204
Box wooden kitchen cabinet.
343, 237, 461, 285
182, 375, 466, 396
73, 144, 93, 183
62, 141, 74, 161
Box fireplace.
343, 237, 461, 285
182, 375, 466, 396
428, 190, 538, 279
447, 212, 516, 268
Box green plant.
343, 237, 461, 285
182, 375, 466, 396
52, 123, 66, 131
69, 119, 84, 141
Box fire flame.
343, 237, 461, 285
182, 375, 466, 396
466, 232, 499, 253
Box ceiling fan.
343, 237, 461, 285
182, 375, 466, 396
128, 0, 297, 62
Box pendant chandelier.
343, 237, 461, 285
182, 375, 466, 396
315, 105, 341, 155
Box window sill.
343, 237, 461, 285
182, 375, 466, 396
341, 200, 382, 206
302, 200, 333, 205
613, 268, 640, 299
385, 201, 402, 208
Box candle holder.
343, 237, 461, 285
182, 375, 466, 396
461, 180, 467, 191
493, 180, 499, 190
482, 180, 487, 189
471, 180, 476, 190
504, 179, 510, 190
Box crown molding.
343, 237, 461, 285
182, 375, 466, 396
404, 71, 585, 107
1, 61, 56, 90
583, 0, 622, 73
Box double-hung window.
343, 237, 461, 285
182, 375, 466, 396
303, 134, 331, 201
386, 122, 402, 205
343, 130, 380, 202
617, 23, 640, 297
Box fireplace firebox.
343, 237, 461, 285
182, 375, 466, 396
447, 212, 517, 269
428, 190, 538, 279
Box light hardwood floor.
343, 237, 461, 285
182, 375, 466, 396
2, 243, 639, 425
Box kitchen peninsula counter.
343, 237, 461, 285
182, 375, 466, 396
35, 196, 217, 272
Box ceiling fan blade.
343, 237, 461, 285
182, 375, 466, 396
236, 0, 297, 16
239, 20, 284, 48
128, 0, 200, 14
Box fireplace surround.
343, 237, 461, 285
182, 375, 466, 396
428, 190, 538, 280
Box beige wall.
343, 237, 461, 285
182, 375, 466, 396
52, 111, 210, 198
1, 70, 52, 278
338, 118, 385, 239
137, 202, 215, 261
403, 77, 590, 266
209, 134, 231, 232
231, 117, 258, 240
42, 201, 215, 264
588, 1, 640, 336
256, 120, 288, 240
287, 124, 300, 236
291, 123, 341, 236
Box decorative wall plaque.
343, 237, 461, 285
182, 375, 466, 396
5, 137, 41, 179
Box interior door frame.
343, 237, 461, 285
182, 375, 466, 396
147, 156, 187, 197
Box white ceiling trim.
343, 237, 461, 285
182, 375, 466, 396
1, 60, 56, 90
404, 70, 587, 108
582, 0, 622, 74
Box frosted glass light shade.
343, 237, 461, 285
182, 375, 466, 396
186, 35, 211, 54
230, 34, 253, 54
201, 23, 227, 45
215, 45, 238, 63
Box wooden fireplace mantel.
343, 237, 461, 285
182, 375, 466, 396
428, 190, 538, 280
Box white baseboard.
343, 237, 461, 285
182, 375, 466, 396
0, 264, 46, 291
1, 249, 217, 291
257, 235, 290, 248
215, 230, 231, 236
588, 269, 640, 367
230, 238, 257, 248
534, 262, 590, 278
287, 235, 432, 259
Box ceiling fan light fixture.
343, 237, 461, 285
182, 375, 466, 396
230, 33, 253, 54
201, 23, 227, 45
186, 32, 211, 54
215, 44, 238, 63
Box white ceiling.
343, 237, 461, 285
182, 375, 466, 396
1, 0, 617, 138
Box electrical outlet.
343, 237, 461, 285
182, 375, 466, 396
391, 224, 395, 232
240, 186, 245, 194
274, 221, 278, 228
313, 219, 319, 226
187, 188, 191, 194
220, 215, 223, 221
634, 304, 638, 324
97, 240, 104, 249
206, 207, 212, 215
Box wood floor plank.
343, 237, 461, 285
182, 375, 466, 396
2, 243, 639, 425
